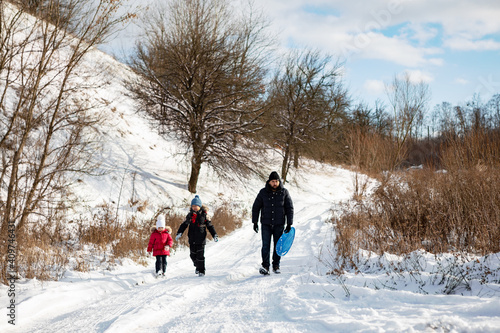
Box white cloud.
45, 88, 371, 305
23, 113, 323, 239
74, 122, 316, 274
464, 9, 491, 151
350, 33, 434, 67
280, 21, 436, 67
437, 6, 500, 39
253, 0, 500, 64
428, 58, 444, 66
363, 79, 386, 95
400, 69, 434, 83
444, 37, 500, 51
404, 22, 439, 45
390, 1, 500, 39
250, 1, 452, 67
455, 78, 469, 85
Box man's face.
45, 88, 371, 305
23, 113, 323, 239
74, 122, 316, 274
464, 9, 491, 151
269, 179, 280, 189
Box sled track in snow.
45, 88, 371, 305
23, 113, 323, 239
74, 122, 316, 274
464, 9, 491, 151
25, 278, 179, 333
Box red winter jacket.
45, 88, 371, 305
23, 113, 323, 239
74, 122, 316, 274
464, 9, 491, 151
147, 226, 173, 256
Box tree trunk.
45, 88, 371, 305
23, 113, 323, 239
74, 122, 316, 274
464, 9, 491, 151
293, 145, 299, 168
281, 144, 290, 184
188, 155, 202, 193
0, 138, 27, 240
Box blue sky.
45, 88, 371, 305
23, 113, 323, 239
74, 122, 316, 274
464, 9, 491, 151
256, 0, 500, 110
102, 0, 500, 112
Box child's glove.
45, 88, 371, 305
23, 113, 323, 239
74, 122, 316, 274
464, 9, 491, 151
164, 245, 170, 251
285, 224, 292, 233
253, 222, 258, 233
175, 234, 181, 241
214, 235, 219, 242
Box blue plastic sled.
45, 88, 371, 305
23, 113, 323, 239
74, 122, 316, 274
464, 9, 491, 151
276, 227, 295, 256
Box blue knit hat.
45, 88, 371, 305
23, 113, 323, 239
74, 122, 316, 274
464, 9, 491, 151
191, 195, 202, 207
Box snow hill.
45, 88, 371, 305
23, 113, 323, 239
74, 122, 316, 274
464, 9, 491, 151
1, 31, 500, 333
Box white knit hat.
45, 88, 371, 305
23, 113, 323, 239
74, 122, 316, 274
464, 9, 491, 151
156, 215, 166, 228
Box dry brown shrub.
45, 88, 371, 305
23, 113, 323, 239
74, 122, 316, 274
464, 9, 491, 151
78, 202, 118, 249
112, 217, 150, 261
404, 139, 442, 169
335, 127, 500, 265
136, 200, 149, 213
74, 258, 90, 272
335, 167, 500, 263
442, 130, 500, 170
128, 199, 149, 213
77, 206, 184, 260
346, 128, 396, 175
12, 222, 70, 281
1, 201, 244, 283
210, 205, 243, 238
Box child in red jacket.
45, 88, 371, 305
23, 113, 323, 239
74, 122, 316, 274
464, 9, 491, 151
147, 215, 174, 278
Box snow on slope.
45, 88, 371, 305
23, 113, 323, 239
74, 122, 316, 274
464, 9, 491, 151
68, 48, 270, 220
1, 43, 500, 332
3, 158, 500, 332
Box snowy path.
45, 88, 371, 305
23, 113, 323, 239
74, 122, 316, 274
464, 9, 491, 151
2, 166, 500, 332
14, 198, 336, 333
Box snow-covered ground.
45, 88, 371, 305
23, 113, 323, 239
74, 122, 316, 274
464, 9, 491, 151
2, 161, 500, 332
1, 17, 500, 332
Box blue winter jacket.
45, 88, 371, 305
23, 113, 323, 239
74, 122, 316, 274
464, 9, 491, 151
252, 180, 294, 226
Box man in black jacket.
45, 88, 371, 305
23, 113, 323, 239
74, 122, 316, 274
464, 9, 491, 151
252, 171, 294, 275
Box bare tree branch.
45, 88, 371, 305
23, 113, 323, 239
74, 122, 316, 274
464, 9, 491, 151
127, 0, 274, 193
0, 0, 133, 246
265, 49, 345, 182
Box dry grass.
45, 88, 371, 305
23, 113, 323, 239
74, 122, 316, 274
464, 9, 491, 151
346, 128, 396, 174
0, 201, 244, 283
211, 205, 243, 236
335, 168, 500, 258
334, 129, 500, 266
1, 221, 71, 282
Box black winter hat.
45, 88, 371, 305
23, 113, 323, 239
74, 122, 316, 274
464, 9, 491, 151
268, 171, 280, 181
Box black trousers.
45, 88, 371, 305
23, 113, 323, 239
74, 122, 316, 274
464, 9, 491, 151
261, 224, 284, 270
189, 243, 206, 274
155, 255, 167, 273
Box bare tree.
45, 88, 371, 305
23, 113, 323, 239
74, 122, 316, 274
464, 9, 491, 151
372, 100, 392, 136
128, 0, 274, 193
487, 94, 500, 129
0, 0, 132, 249
386, 73, 430, 170
266, 49, 344, 182
12, 0, 74, 28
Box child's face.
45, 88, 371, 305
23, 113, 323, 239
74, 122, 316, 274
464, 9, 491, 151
191, 205, 200, 212
158, 227, 165, 231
